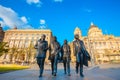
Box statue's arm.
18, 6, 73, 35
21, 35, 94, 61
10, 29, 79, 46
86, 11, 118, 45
68, 45, 71, 55
44, 41, 48, 51
73, 41, 76, 56
58, 42, 61, 52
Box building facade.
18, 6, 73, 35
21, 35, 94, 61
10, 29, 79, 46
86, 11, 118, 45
3, 27, 52, 63
70, 23, 120, 64
0, 24, 4, 42
4, 27, 52, 47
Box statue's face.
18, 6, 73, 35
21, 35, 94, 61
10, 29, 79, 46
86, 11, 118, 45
52, 36, 56, 41
64, 40, 67, 44
75, 34, 79, 39
41, 34, 46, 40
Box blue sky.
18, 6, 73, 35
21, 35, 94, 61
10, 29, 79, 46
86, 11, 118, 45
0, 0, 120, 44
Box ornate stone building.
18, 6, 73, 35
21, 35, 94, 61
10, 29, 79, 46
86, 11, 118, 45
0, 24, 4, 42
1, 23, 120, 64
4, 27, 52, 47
70, 22, 120, 64
3, 27, 52, 63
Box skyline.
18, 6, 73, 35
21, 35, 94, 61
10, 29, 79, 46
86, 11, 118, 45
0, 0, 120, 44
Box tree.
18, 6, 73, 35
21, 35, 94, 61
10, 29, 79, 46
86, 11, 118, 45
14, 48, 25, 64
9, 45, 18, 63
25, 41, 35, 64
0, 42, 9, 57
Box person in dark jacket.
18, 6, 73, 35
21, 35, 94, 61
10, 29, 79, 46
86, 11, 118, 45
61, 39, 71, 76
34, 34, 48, 77
48, 36, 61, 76
73, 34, 91, 77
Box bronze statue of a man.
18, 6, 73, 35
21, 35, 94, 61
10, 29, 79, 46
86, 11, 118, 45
61, 39, 71, 76
48, 36, 61, 76
34, 34, 48, 77
73, 34, 91, 77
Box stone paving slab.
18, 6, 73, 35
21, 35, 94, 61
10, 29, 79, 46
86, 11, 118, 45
0, 64, 120, 80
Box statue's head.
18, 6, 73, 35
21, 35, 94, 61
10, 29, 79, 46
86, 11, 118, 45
52, 36, 57, 42
74, 34, 79, 39
41, 34, 46, 40
64, 39, 67, 44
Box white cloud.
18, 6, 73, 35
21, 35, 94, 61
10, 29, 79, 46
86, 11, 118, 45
0, 5, 31, 29
54, 0, 63, 3
0, 20, 6, 27
27, 0, 40, 4
40, 19, 45, 24
39, 19, 46, 29
26, 0, 42, 7
40, 25, 46, 29
21, 16, 28, 24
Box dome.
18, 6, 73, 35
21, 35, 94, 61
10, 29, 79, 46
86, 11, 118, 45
88, 22, 103, 37
89, 22, 98, 29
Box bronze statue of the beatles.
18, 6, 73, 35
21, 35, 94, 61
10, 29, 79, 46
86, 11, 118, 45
34, 34, 90, 77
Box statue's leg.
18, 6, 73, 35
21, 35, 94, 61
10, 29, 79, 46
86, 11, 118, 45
51, 59, 54, 75
37, 58, 40, 68
67, 58, 71, 76
80, 63, 84, 77
80, 54, 84, 77
63, 58, 66, 74
76, 62, 79, 74
53, 55, 58, 76
37, 58, 42, 77
39, 58, 45, 77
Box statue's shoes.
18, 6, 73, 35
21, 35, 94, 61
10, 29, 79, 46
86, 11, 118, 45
68, 74, 71, 76
80, 73, 84, 77
39, 74, 42, 77
53, 73, 56, 76
76, 70, 78, 74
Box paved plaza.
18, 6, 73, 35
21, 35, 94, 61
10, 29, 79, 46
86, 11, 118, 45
0, 63, 120, 80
